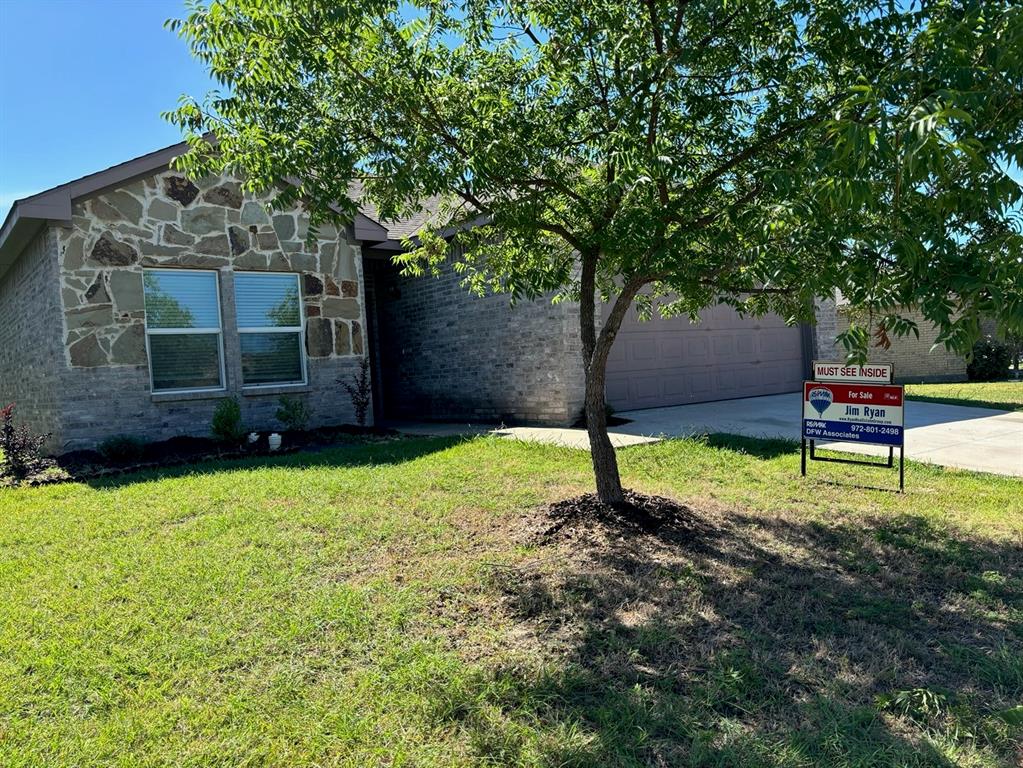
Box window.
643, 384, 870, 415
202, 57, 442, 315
234, 272, 305, 387
143, 269, 225, 392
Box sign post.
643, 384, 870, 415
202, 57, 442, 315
801, 362, 905, 491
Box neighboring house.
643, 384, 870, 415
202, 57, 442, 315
0, 143, 966, 452
813, 297, 967, 383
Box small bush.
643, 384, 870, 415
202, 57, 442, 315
211, 397, 245, 443
967, 337, 1012, 381
98, 434, 147, 465
0, 403, 49, 480
339, 357, 372, 427
275, 396, 311, 431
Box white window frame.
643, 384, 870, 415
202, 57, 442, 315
143, 268, 227, 395
234, 271, 308, 389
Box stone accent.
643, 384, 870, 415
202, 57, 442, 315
351, 320, 363, 355
68, 333, 106, 367
32, 167, 372, 451
57, 169, 367, 376
149, 197, 178, 222
306, 317, 333, 357
322, 296, 360, 319
66, 304, 113, 330
181, 207, 226, 236
164, 176, 199, 206
84, 274, 109, 304
110, 323, 146, 364
228, 226, 248, 256
241, 201, 270, 226
303, 274, 323, 296
272, 214, 295, 241
109, 271, 143, 312
202, 182, 242, 209
90, 232, 138, 266
162, 224, 195, 246
334, 320, 351, 355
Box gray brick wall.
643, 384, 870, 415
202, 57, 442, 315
814, 298, 967, 382
54, 352, 364, 450
0, 227, 65, 449
812, 296, 838, 360
369, 257, 586, 425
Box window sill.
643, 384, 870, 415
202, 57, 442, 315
151, 389, 228, 404
241, 383, 311, 397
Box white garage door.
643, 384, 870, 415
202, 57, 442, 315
605, 302, 805, 411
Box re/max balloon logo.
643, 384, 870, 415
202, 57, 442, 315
808, 387, 833, 416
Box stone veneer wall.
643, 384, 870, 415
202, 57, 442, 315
0, 228, 66, 448
814, 298, 967, 382
51, 169, 370, 450
369, 257, 586, 425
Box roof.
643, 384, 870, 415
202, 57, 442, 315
348, 182, 446, 241
0, 141, 400, 279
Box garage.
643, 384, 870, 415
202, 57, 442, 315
604, 302, 807, 411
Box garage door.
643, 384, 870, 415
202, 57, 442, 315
605, 302, 805, 411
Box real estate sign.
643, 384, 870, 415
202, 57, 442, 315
802, 381, 905, 447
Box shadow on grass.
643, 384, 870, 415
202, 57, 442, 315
81, 435, 468, 490
703, 433, 798, 460
453, 512, 1023, 766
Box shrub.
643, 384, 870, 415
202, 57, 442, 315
98, 434, 147, 465
339, 357, 372, 427
0, 403, 49, 480
211, 397, 245, 443
967, 337, 1012, 382
275, 396, 311, 431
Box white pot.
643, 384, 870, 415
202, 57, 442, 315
247, 432, 260, 444
268, 433, 282, 451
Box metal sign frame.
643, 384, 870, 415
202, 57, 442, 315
800, 369, 905, 492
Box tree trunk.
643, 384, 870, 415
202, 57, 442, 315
584, 347, 625, 505
578, 259, 651, 506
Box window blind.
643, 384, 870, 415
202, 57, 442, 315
143, 269, 224, 392
234, 273, 305, 386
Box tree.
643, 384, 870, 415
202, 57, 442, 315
168, 0, 1023, 505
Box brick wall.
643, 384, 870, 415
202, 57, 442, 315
368, 257, 586, 425
54, 352, 364, 450
814, 299, 967, 382
0, 228, 65, 449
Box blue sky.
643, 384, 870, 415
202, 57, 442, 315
0, 0, 214, 220
0, 1, 1018, 223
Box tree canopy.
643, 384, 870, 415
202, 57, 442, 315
169, 0, 1023, 502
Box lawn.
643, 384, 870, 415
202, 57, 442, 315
1, 436, 1021, 767
905, 381, 1023, 411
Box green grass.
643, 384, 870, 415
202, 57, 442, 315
1, 436, 1021, 767
905, 380, 1023, 411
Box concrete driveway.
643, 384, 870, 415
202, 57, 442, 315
612, 392, 1023, 477
395, 391, 1023, 477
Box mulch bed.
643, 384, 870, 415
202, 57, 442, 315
524, 489, 716, 545
6, 425, 398, 487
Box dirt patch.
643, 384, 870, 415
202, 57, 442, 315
485, 496, 1023, 763
523, 489, 719, 545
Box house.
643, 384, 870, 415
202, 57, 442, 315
0, 143, 967, 452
